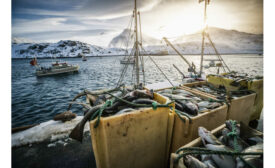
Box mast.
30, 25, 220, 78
134, 0, 140, 85
199, 0, 208, 76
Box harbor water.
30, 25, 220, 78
12, 54, 263, 128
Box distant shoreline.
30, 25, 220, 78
12, 53, 263, 59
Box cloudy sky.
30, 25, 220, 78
12, 0, 263, 46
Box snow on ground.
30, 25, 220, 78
12, 116, 90, 147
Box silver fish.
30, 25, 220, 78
237, 143, 263, 168
205, 144, 236, 168
173, 89, 194, 96
198, 101, 211, 108
115, 108, 135, 115
162, 93, 193, 100
198, 127, 223, 145
201, 155, 217, 168
247, 136, 263, 146
184, 155, 208, 168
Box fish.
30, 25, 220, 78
172, 89, 194, 96
53, 111, 77, 122
207, 102, 221, 109
247, 136, 263, 146
198, 127, 223, 145
115, 108, 135, 115
236, 143, 263, 168
162, 93, 193, 100
175, 102, 184, 111
184, 155, 208, 168
197, 101, 210, 108
69, 104, 102, 142
201, 155, 217, 168
175, 100, 198, 115
205, 144, 236, 168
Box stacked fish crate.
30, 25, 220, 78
207, 74, 263, 121
156, 88, 228, 153
170, 120, 263, 168
182, 81, 256, 125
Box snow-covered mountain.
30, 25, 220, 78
12, 40, 126, 58
108, 29, 162, 48
109, 27, 263, 55
167, 27, 263, 54
12, 27, 263, 58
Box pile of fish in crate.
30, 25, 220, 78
157, 88, 223, 116
171, 120, 263, 168
182, 81, 257, 126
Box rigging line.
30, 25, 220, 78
119, 45, 136, 83
205, 33, 230, 72
206, 38, 226, 73
204, 42, 222, 74
124, 14, 134, 51
115, 14, 134, 66
121, 14, 134, 60
140, 46, 175, 87
118, 52, 134, 84
116, 46, 135, 87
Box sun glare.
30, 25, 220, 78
143, 4, 205, 39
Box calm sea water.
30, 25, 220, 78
12, 55, 263, 127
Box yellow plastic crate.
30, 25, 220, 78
207, 75, 263, 120
89, 92, 174, 168
170, 123, 263, 168
170, 104, 228, 153
182, 82, 256, 125
145, 87, 228, 153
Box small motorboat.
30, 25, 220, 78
120, 57, 135, 64
82, 55, 87, 61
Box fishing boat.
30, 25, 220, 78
82, 54, 87, 61
36, 61, 79, 77
120, 57, 135, 64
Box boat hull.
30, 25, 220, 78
36, 66, 79, 77
120, 60, 135, 64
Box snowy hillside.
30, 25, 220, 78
111, 27, 263, 55
12, 40, 126, 58
108, 29, 162, 48
12, 27, 263, 58
169, 27, 263, 54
